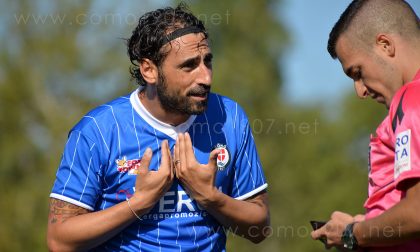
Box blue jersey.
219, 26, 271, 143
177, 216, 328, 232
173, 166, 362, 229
50, 89, 267, 252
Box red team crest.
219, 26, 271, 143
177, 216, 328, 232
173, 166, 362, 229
215, 144, 230, 171
116, 156, 141, 175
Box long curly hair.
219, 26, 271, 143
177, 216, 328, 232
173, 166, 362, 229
127, 3, 208, 86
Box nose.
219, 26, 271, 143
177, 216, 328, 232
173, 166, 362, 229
354, 80, 369, 99
196, 63, 212, 86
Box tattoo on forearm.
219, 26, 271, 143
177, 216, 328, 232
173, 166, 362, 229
49, 198, 89, 224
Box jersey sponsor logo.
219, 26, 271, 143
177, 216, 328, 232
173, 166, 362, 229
117, 187, 223, 220
115, 156, 141, 175
215, 143, 230, 171
395, 129, 411, 179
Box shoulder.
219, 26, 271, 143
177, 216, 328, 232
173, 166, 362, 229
390, 82, 420, 133
207, 93, 248, 120
392, 81, 420, 109
72, 94, 131, 135
403, 81, 420, 104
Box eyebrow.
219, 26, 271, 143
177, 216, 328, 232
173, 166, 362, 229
177, 52, 213, 68
344, 66, 355, 77
177, 55, 200, 68
204, 53, 213, 61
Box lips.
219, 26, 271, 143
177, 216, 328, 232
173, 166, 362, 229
187, 85, 210, 98
188, 92, 208, 98
188, 93, 208, 102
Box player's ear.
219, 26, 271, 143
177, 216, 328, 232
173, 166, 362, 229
139, 58, 158, 85
375, 34, 395, 57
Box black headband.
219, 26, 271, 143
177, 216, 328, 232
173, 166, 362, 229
162, 26, 204, 44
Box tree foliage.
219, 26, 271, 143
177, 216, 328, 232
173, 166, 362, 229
0, 0, 385, 251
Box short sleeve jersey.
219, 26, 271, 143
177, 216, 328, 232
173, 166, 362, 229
50, 89, 267, 252
364, 69, 420, 251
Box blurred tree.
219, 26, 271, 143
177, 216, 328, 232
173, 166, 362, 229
0, 0, 135, 251
0, 0, 386, 251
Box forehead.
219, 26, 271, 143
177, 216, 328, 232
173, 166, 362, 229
335, 35, 357, 68
163, 33, 210, 61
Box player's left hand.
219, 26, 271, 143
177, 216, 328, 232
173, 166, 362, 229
311, 211, 354, 250
173, 132, 220, 206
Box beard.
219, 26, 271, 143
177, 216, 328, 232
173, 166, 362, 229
156, 72, 210, 115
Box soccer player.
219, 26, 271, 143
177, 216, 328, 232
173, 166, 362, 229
311, 0, 420, 251
47, 4, 269, 251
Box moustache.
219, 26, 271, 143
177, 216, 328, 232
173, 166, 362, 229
186, 85, 210, 96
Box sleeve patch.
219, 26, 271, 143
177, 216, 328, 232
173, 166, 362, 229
395, 129, 411, 179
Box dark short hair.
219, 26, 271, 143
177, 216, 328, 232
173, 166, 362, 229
127, 3, 208, 86
327, 0, 366, 59
328, 0, 419, 59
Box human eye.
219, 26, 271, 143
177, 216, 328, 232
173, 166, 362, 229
352, 68, 362, 80
204, 53, 213, 69
179, 57, 200, 72
183, 62, 197, 71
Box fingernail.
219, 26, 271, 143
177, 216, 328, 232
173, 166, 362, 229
145, 147, 152, 156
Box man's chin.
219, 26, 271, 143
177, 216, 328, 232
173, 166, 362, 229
188, 101, 208, 114
372, 96, 388, 108
376, 100, 390, 110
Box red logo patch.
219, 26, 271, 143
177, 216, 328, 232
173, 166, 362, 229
116, 156, 141, 175
215, 144, 230, 171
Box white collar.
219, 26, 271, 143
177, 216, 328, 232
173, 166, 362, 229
129, 88, 197, 140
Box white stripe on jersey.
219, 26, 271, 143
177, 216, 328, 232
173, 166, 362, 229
62, 131, 81, 194
52, 133, 74, 190
84, 116, 110, 152
233, 103, 238, 129
216, 94, 224, 117
153, 128, 160, 167
176, 220, 180, 244
157, 222, 161, 252
79, 155, 93, 201
137, 224, 142, 251
119, 232, 124, 250
132, 106, 141, 158
203, 112, 213, 147
103, 104, 121, 158
257, 159, 264, 184
193, 221, 197, 245
235, 183, 268, 200
244, 151, 256, 189
233, 165, 240, 196
101, 166, 110, 210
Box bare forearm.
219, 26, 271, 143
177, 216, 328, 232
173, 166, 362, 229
47, 197, 151, 251
200, 191, 270, 243
355, 196, 420, 247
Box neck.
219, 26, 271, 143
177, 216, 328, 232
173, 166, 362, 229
138, 86, 189, 126
401, 41, 420, 84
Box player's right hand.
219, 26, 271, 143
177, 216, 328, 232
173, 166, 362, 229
131, 140, 174, 213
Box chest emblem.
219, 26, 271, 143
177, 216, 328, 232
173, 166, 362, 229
215, 144, 230, 171
116, 156, 141, 175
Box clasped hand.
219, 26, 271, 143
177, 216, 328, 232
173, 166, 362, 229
132, 133, 221, 211
173, 132, 221, 205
